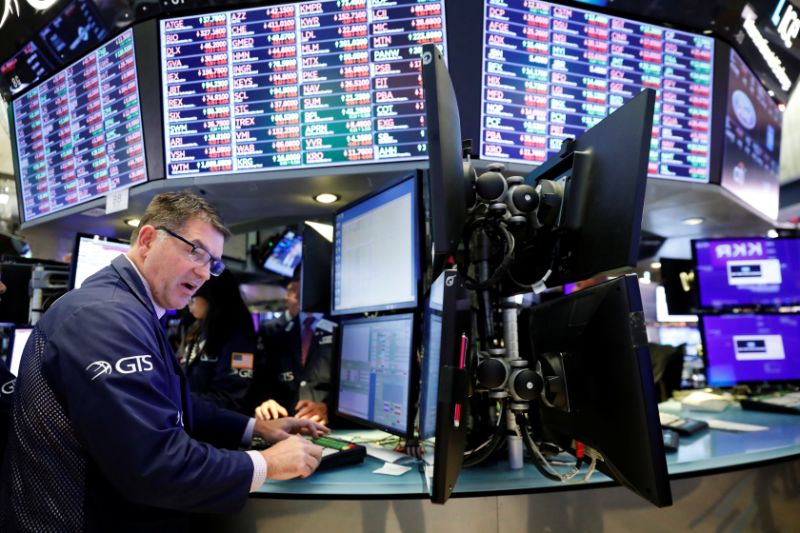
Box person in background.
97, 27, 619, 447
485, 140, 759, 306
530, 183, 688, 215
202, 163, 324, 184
179, 269, 256, 412
0, 191, 326, 532
252, 277, 334, 425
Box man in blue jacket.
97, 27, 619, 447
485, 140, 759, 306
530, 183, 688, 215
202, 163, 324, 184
0, 192, 326, 532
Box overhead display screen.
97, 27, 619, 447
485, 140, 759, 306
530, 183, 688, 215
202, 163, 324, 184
480, 0, 714, 182
12, 29, 147, 222
0, 42, 54, 98
160, 0, 446, 178
40, 0, 110, 65
720, 49, 781, 220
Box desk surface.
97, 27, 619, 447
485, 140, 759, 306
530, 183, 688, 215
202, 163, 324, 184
254, 403, 800, 499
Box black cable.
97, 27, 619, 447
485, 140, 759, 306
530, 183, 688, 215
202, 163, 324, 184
457, 216, 516, 291
462, 400, 507, 467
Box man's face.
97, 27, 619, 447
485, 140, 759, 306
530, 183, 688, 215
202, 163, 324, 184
285, 281, 300, 318
140, 218, 225, 310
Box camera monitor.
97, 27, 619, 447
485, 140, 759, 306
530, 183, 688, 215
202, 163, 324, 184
419, 269, 471, 504
700, 313, 800, 387
68, 234, 131, 290
421, 44, 475, 262
332, 175, 420, 316
300, 224, 332, 314
262, 230, 303, 279
335, 314, 417, 437
527, 274, 672, 507
511, 89, 656, 288
692, 237, 800, 309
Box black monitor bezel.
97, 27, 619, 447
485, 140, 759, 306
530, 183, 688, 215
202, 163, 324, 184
691, 236, 800, 310
333, 312, 420, 438
330, 173, 424, 317
698, 311, 800, 388
67, 232, 130, 290
527, 273, 672, 507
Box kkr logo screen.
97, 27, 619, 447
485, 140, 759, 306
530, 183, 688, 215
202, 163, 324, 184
693, 237, 800, 309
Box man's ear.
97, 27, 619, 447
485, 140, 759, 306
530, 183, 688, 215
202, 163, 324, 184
136, 225, 159, 254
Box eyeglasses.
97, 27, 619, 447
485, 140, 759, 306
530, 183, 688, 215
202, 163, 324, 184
157, 226, 225, 276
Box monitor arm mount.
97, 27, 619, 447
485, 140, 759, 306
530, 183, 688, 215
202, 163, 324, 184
458, 139, 591, 475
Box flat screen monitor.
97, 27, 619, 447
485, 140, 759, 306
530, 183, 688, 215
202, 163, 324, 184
0, 42, 54, 98
480, 0, 714, 183
655, 285, 697, 323
332, 175, 419, 315
527, 273, 672, 507
692, 237, 800, 309
421, 43, 474, 260
419, 269, 471, 504
262, 230, 303, 278
40, 0, 109, 65
659, 257, 697, 316
700, 313, 800, 387
159, 0, 447, 178
11, 28, 148, 222
335, 313, 417, 436
300, 224, 332, 314
720, 48, 781, 219
68, 234, 131, 290
510, 88, 654, 288
9, 327, 33, 377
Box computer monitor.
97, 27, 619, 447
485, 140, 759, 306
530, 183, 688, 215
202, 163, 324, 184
262, 230, 303, 279
659, 257, 697, 316
700, 313, 800, 387
692, 237, 800, 309
421, 44, 475, 262
335, 314, 417, 436
332, 176, 420, 316
655, 286, 697, 324
526, 274, 672, 507
509, 89, 656, 289
300, 224, 332, 314
419, 269, 471, 504
68, 234, 131, 290
8, 327, 33, 377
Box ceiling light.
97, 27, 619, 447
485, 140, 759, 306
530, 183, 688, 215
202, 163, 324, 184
682, 217, 704, 226
767, 229, 779, 238
314, 193, 339, 204
650, 261, 662, 269
125, 218, 141, 228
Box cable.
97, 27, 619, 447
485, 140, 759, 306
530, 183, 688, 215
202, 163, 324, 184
518, 415, 586, 483
462, 399, 507, 467
457, 216, 516, 291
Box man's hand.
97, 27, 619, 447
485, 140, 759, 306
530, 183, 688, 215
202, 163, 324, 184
255, 399, 288, 421
260, 435, 323, 480
254, 416, 329, 444
294, 400, 328, 424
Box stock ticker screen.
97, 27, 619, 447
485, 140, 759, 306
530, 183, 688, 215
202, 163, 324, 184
160, 0, 446, 178
480, 0, 715, 182
12, 29, 147, 222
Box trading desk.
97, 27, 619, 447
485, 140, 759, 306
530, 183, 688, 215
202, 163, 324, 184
218, 405, 800, 532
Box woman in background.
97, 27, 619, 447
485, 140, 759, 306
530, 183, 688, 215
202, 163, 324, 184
180, 269, 257, 412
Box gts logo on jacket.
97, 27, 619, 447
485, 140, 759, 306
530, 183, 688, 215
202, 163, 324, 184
86, 355, 154, 380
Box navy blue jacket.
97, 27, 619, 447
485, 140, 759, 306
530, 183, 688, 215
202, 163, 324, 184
0, 255, 254, 532
184, 327, 255, 412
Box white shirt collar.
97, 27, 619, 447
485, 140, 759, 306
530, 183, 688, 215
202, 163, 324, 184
123, 254, 166, 319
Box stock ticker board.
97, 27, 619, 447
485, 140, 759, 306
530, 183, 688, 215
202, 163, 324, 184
480, 0, 715, 182
160, 0, 447, 178
12, 29, 147, 222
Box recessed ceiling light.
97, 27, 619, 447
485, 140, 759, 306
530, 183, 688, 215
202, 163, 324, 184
314, 193, 339, 204
651, 261, 662, 269
682, 217, 704, 226
125, 218, 141, 228
767, 229, 779, 238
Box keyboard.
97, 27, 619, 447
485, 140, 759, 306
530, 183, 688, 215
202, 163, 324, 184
311, 435, 367, 470
740, 391, 800, 415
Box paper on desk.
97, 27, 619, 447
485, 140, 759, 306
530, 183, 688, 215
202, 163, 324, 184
373, 462, 412, 476
706, 419, 768, 432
